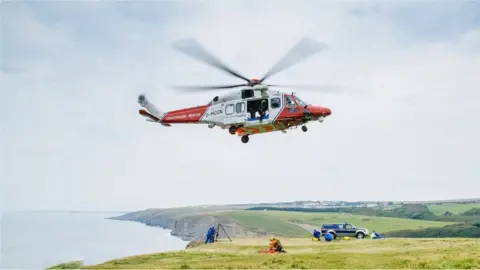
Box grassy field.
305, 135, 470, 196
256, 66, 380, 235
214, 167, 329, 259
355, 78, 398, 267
50, 238, 480, 269
428, 203, 480, 216
220, 210, 457, 236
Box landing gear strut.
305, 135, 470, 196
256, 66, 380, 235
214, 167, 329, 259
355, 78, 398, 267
241, 135, 249, 144
302, 125, 308, 132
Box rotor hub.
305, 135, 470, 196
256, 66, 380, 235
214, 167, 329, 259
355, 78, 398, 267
248, 78, 260, 86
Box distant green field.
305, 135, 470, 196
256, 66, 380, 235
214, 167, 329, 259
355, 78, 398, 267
428, 203, 480, 215
221, 210, 456, 236
222, 211, 309, 236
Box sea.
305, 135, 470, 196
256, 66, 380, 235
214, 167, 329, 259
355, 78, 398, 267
0, 211, 189, 269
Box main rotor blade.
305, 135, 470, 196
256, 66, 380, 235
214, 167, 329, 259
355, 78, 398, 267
172, 38, 251, 83
259, 37, 327, 83
170, 83, 248, 92
268, 84, 367, 95
268, 84, 341, 91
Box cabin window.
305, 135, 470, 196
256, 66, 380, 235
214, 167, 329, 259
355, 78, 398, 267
236, 102, 245, 113
285, 96, 296, 108
225, 104, 234, 115
271, 98, 281, 109
241, 89, 254, 99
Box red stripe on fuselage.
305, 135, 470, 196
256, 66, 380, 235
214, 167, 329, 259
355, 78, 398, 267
162, 104, 210, 124
275, 106, 303, 122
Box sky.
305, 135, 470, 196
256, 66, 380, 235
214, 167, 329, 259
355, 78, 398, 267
1, 0, 479, 212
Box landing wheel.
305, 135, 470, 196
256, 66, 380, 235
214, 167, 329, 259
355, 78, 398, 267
241, 135, 249, 144
302, 125, 308, 132
228, 126, 237, 135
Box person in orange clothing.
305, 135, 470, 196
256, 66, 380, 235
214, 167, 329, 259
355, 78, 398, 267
269, 237, 283, 253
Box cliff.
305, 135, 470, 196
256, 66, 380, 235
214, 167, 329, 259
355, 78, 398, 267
109, 206, 260, 241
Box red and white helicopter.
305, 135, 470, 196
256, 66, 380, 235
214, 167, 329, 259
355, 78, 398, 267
138, 37, 339, 144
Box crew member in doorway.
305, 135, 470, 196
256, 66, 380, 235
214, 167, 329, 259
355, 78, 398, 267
258, 99, 267, 122
249, 107, 257, 121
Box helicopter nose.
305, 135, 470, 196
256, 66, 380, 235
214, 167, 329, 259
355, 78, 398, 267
310, 106, 331, 117
323, 107, 331, 116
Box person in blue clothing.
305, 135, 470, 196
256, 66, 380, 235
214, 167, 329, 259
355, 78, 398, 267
205, 225, 216, 244
313, 229, 321, 241
324, 231, 333, 242
371, 230, 384, 239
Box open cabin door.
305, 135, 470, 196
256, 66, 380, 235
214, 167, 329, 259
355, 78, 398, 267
224, 101, 247, 126
244, 94, 283, 124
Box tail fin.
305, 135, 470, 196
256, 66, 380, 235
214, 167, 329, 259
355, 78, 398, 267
139, 108, 160, 121
137, 94, 170, 126
138, 94, 163, 118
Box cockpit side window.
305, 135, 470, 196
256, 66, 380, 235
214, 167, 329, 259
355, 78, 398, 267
294, 96, 306, 107
285, 95, 296, 108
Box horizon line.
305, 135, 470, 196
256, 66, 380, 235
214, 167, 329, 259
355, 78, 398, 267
3, 197, 479, 213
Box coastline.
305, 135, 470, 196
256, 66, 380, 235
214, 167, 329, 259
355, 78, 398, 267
107, 212, 196, 241
107, 207, 261, 241
2, 211, 189, 270
108, 216, 196, 241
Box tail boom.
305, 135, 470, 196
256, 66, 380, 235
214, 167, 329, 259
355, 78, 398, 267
161, 105, 210, 124
137, 94, 210, 125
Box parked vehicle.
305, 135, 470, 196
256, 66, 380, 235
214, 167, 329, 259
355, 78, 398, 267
320, 222, 369, 239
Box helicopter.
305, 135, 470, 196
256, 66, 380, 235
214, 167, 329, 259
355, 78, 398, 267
138, 37, 338, 144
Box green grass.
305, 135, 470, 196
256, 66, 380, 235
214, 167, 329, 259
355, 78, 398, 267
428, 203, 480, 216
47, 261, 83, 269
222, 211, 309, 236
51, 238, 480, 269
220, 210, 456, 236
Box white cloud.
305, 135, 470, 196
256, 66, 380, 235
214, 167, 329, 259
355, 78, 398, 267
1, 1, 479, 211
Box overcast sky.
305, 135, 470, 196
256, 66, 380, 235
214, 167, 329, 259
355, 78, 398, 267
1, 1, 479, 212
